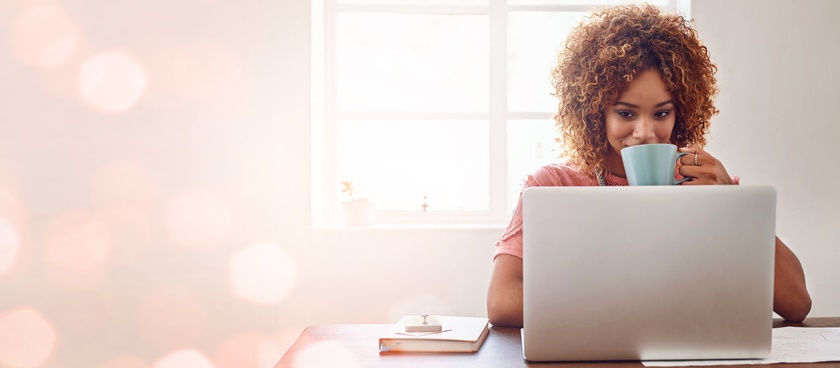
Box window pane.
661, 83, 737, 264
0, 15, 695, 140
508, 11, 586, 113
508, 0, 667, 5
507, 119, 562, 212
339, 0, 487, 4
336, 14, 489, 112
337, 120, 489, 211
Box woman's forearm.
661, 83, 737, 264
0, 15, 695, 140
487, 255, 525, 327
772, 236, 812, 322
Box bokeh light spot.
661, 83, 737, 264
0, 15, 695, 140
154, 349, 215, 368
78, 50, 149, 113
229, 242, 297, 304
137, 289, 207, 349
0, 308, 57, 367
164, 189, 232, 249
42, 210, 110, 273
12, 5, 81, 68
0, 218, 20, 275
291, 341, 360, 368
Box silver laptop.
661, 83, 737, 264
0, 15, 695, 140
521, 185, 776, 362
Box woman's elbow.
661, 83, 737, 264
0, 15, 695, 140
486, 299, 506, 326
777, 292, 812, 323
487, 296, 522, 328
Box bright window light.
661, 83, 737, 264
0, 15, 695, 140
313, 0, 689, 225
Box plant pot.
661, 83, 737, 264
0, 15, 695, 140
340, 198, 374, 226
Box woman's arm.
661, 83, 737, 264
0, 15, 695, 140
773, 236, 812, 322
487, 254, 524, 328
679, 145, 812, 321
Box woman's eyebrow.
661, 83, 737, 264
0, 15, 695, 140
614, 100, 674, 108
615, 101, 639, 108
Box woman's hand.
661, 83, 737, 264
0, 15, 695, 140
677, 144, 734, 185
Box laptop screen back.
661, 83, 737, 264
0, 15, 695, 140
521, 185, 776, 361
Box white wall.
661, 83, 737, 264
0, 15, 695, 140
0, 0, 837, 367
692, 0, 840, 318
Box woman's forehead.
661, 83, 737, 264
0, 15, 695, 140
613, 69, 672, 103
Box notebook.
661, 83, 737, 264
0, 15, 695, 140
521, 185, 777, 362
379, 316, 489, 353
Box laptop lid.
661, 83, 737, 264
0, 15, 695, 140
521, 185, 776, 362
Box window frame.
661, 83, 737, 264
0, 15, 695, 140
312, 0, 690, 226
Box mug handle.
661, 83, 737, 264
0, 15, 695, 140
674, 152, 691, 184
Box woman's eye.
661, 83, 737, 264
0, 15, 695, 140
655, 110, 671, 118
617, 111, 634, 118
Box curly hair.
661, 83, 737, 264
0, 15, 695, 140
551, 4, 719, 177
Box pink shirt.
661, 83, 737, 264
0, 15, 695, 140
493, 162, 739, 260
493, 162, 622, 260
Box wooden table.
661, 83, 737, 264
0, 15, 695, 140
275, 317, 840, 367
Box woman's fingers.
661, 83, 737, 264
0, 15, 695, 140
679, 152, 703, 167
677, 148, 733, 185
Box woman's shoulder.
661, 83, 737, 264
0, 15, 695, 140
527, 162, 596, 187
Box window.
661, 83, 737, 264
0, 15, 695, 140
312, 0, 689, 225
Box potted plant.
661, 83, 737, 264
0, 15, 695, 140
339, 181, 374, 226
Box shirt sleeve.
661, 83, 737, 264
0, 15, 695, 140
493, 199, 524, 260
492, 179, 531, 260
492, 164, 584, 261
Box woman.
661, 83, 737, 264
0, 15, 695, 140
487, 4, 811, 327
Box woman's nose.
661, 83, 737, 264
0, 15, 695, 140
632, 118, 656, 142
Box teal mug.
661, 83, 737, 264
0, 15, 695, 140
620, 144, 690, 186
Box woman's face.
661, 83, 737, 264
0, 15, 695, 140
604, 69, 676, 177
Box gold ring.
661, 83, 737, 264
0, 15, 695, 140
694, 154, 699, 166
